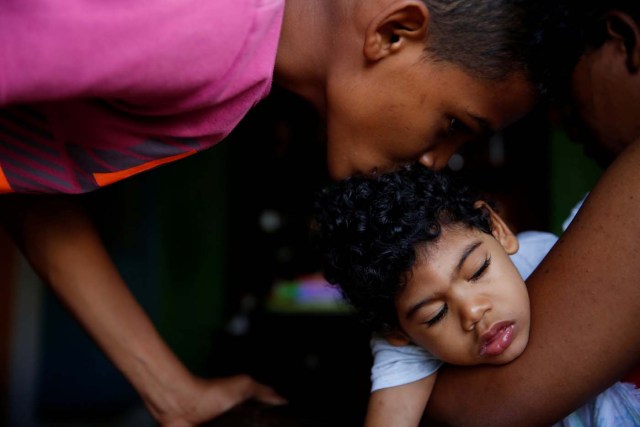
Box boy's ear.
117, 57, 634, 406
474, 201, 519, 255
363, 0, 429, 62
384, 328, 412, 346
604, 10, 640, 73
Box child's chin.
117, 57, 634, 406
500, 340, 528, 364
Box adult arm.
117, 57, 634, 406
365, 375, 435, 427
423, 137, 640, 426
0, 195, 285, 426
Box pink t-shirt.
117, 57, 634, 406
0, 0, 285, 193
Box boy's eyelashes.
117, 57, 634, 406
426, 304, 448, 327
448, 117, 471, 134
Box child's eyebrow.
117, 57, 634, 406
455, 241, 483, 275
406, 297, 433, 320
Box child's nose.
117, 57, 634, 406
460, 295, 491, 331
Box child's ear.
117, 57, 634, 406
363, 0, 429, 62
604, 10, 640, 73
384, 328, 411, 346
473, 201, 519, 255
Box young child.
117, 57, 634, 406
312, 164, 640, 427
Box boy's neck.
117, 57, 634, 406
275, 0, 353, 116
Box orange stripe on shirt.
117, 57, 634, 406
93, 150, 197, 188
0, 165, 14, 193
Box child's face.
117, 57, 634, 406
392, 222, 530, 366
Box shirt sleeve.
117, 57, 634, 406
369, 333, 442, 392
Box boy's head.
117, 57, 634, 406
297, 0, 565, 178
312, 165, 531, 365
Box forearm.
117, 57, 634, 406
0, 195, 196, 420
366, 376, 435, 427
424, 139, 640, 426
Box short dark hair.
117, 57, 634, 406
311, 165, 493, 333
422, 0, 575, 96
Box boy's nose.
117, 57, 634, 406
460, 295, 491, 331
418, 142, 465, 171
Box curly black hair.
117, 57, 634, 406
311, 165, 494, 333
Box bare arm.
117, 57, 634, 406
366, 375, 436, 427
0, 195, 284, 426
423, 138, 640, 426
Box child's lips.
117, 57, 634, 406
479, 321, 515, 356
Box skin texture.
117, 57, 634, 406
366, 375, 435, 427
422, 8, 640, 426
325, 61, 535, 178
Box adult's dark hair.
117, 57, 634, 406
311, 165, 493, 333
421, 0, 578, 97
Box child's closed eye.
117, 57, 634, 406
426, 304, 448, 327
469, 256, 491, 282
